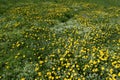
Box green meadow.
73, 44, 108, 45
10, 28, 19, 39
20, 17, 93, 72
0, 0, 120, 80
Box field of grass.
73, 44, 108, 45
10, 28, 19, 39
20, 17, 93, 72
0, 0, 120, 80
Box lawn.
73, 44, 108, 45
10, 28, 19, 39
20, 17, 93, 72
0, 0, 120, 80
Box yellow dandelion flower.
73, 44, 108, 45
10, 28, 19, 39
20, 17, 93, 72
48, 76, 52, 79
82, 77, 85, 80
99, 50, 104, 56
23, 55, 25, 58
112, 61, 117, 66
15, 55, 18, 59
93, 60, 97, 65
83, 64, 89, 71
78, 78, 81, 80
35, 63, 39, 66
63, 50, 69, 57
89, 60, 93, 64
110, 68, 113, 74
39, 61, 44, 64
55, 76, 59, 79
101, 66, 105, 70
72, 69, 75, 73
114, 64, 120, 69
6, 66, 9, 69
47, 72, 51, 75
112, 74, 117, 80
108, 78, 113, 80
16, 43, 20, 47
64, 78, 67, 80
58, 49, 60, 53
57, 67, 61, 71
97, 59, 100, 63
35, 67, 39, 71
52, 67, 55, 70
80, 49, 86, 53
21, 77, 25, 80
38, 72, 41, 76
118, 72, 120, 76
76, 64, 79, 68
92, 68, 98, 72
60, 57, 64, 61
66, 63, 71, 68
41, 48, 44, 51
51, 77, 54, 80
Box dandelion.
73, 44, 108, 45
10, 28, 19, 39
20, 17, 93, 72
111, 74, 117, 80
41, 48, 44, 51
47, 72, 51, 75
6, 66, 9, 69
57, 67, 61, 71
21, 77, 25, 80
93, 60, 97, 65
101, 66, 105, 70
16, 41, 20, 47
15, 55, 18, 59
39, 61, 44, 64
23, 55, 26, 58
60, 57, 64, 61
92, 68, 98, 72
78, 78, 81, 80
38, 72, 42, 76
66, 62, 71, 68
35, 67, 39, 71
55, 76, 59, 79
114, 64, 120, 69
118, 72, 120, 76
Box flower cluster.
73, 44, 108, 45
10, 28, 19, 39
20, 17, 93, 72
0, 0, 120, 80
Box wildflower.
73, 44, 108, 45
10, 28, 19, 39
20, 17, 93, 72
57, 67, 61, 71
55, 76, 59, 79
118, 72, 120, 76
93, 60, 97, 65
35, 67, 39, 71
16, 42, 20, 47
60, 57, 64, 61
41, 48, 44, 51
99, 50, 104, 56
21, 77, 25, 80
23, 55, 25, 58
48, 76, 52, 79
39, 61, 44, 64
83, 64, 89, 71
64, 78, 67, 80
57, 49, 61, 53
80, 49, 86, 53
78, 78, 81, 80
38, 72, 42, 76
92, 68, 98, 72
114, 64, 120, 68
6, 66, 9, 69
112, 61, 117, 66
112, 74, 117, 80
109, 68, 113, 74
66, 63, 71, 68
47, 72, 51, 75
101, 66, 105, 70
15, 55, 18, 59
89, 60, 93, 64
76, 64, 79, 68
52, 67, 55, 70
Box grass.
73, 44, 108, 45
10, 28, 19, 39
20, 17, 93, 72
0, 0, 120, 80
